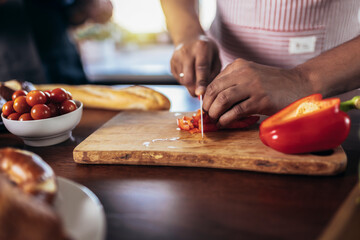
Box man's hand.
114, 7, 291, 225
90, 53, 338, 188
171, 35, 221, 97
202, 58, 314, 127
160, 0, 220, 96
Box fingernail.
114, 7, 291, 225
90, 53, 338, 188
195, 87, 205, 96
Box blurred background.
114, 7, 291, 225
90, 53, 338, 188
72, 0, 216, 84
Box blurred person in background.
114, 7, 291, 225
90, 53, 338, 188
0, 0, 112, 84
161, 0, 360, 127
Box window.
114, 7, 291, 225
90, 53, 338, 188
74, 0, 216, 84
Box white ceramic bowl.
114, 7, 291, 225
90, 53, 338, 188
1, 100, 83, 147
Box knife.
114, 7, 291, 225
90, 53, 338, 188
200, 95, 204, 139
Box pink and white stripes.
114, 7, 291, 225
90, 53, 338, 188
209, 0, 360, 68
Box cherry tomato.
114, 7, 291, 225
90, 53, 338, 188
12, 90, 28, 101
2, 101, 15, 117
50, 88, 68, 103
26, 90, 47, 107
44, 91, 51, 103
19, 113, 33, 121
66, 91, 73, 100
47, 102, 59, 117
31, 104, 51, 120
13, 96, 31, 113
7, 112, 21, 120
60, 100, 77, 115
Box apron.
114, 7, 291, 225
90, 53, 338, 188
209, 0, 360, 69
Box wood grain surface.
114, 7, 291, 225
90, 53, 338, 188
318, 183, 360, 240
74, 111, 347, 175
1, 102, 359, 240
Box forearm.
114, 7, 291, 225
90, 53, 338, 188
294, 35, 360, 97
160, 0, 204, 46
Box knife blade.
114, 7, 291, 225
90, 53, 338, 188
200, 95, 204, 139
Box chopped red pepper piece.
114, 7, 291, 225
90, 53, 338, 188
259, 94, 351, 154
177, 110, 259, 134
177, 116, 194, 131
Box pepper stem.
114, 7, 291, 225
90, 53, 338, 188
340, 96, 360, 112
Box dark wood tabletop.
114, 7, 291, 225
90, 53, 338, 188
1, 85, 359, 240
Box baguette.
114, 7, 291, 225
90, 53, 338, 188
4, 80, 171, 111
35, 84, 171, 111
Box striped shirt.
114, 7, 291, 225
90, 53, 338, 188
209, 0, 360, 69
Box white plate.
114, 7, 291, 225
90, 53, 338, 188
54, 177, 106, 240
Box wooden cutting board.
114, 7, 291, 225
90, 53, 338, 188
73, 111, 347, 175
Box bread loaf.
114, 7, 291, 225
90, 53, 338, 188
0, 148, 68, 240
0, 148, 57, 204
3, 80, 171, 111
35, 84, 171, 111
0, 177, 68, 240
3, 79, 36, 92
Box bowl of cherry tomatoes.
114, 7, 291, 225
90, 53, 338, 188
1, 88, 83, 147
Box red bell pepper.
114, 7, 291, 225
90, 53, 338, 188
259, 94, 351, 154
177, 110, 259, 133
177, 116, 194, 131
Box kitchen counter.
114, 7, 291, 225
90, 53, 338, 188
1, 85, 359, 240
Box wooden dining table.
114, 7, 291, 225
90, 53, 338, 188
1, 85, 359, 240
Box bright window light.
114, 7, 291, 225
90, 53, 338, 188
111, 0, 216, 34
111, 0, 166, 34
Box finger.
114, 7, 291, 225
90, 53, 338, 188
203, 59, 250, 112
207, 85, 250, 121
170, 43, 187, 81
202, 72, 235, 112
170, 57, 182, 83
217, 98, 257, 127
181, 59, 196, 96
194, 42, 211, 96
213, 57, 222, 75
209, 57, 222, 83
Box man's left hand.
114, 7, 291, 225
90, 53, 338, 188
202, 58, 314, 127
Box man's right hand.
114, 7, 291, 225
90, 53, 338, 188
170, 35, 221, 97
